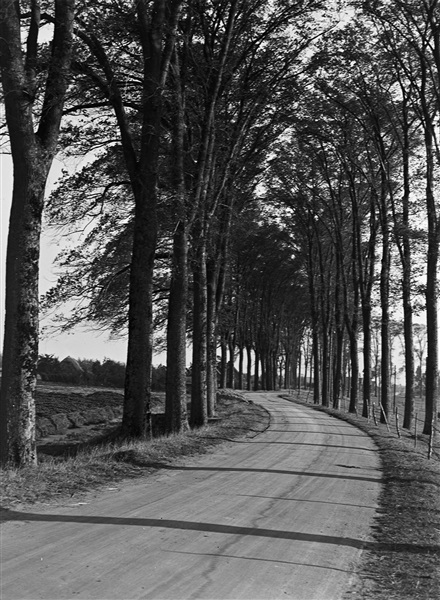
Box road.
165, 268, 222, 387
1, 393, 381, 600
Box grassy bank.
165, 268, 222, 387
0, 391, 269, 508
282, 391, 440, 600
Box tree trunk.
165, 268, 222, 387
379, 181, 391, 424
238, 345, 244, 389
220, 334, 227, 388
165, 47, 189, 434
227, 335, 235, 389
390, 92, 415, 429
123, 0, 182, 437
206, 260, 218, 416
123, 184, 157, 437
423, 124, 439, 435
0, 0, 75, 467
321, 331, 330, 407
191, 239, 208, 427
0, 165, 47, 466
246, 345, 252, 390
254, 349, 260, 391
165, 221, 189, 433
312, 334, 320, 404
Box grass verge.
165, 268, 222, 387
0, 392, 269, 508
282, 392, 440, 600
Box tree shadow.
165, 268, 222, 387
119, 461, 382, 483
1, 506, 438, 555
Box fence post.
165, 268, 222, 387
428, 417, 435, 460
372, 403, 377, 426
379, 402, 390, 432
414, 411, 418, 449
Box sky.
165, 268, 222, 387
1, 153, 131, 363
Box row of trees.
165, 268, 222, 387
1, 0, 325, 466
1, 1, 438, 467
263, 1, 439, 433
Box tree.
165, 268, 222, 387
0, 0, 75, 467
362, 0, 439, 435
70, 0, 183, 438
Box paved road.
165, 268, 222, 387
1, 393, 381, 600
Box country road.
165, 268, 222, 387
0, 393, 381, 600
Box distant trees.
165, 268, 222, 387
37, 355, 126, 388
36, 355, 170, 391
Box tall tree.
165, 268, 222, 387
0, 0, 75, 467
71, 0, 183, 438
362, 0, 439, 435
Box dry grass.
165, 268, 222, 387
0, 392, 269, 508
283, 391, 440, 600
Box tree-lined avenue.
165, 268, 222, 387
0, 393, 381, 600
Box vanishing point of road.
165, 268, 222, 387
1, 392, 381, 600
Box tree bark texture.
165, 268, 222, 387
190, 239, 208, 427
0, 0, 75, 467
165, 46, 189, 434
123, 0, 183, 437
423, 124, 439, 435
165, 221, 189, 433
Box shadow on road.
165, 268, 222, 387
0, 506, 365, 548
1, 507, 437, 555
124, 462, 381, 483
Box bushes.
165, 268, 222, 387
37, 355, 166, 390
37, 354, 125, 387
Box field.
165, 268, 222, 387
36, 383, 166, 457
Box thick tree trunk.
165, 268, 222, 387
123, 0, 178, 437
0, 165, 47, 467
0, 0, 75, 467
123, 186, 157, 437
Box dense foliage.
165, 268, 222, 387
1, 0, 438, 465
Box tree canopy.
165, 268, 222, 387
1, 0, 438, 466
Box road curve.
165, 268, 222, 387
1, 393, 381, 600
